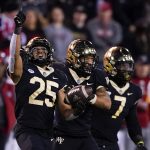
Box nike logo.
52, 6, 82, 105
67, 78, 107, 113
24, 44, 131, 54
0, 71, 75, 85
52, 76, 58, 80
87, 83, 93, 85
127, 93, 133, 96
28, 69, 34, 74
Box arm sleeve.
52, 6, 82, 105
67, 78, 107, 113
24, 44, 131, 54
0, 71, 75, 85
125, 104, 143, 144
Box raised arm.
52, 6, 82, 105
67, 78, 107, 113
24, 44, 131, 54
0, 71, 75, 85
8, 11, 26, 84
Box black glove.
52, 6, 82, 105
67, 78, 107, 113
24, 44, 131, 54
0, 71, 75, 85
14, 11, 26, 34
136, 144, 147, 150
73, 100, 87, 116
64, 85, 74, 94
64, 93, 87, 115
64, 86, 89, 115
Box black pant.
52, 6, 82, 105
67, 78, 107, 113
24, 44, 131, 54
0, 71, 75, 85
54, 135, 99, 150
98, 144, 119, 150
16, 132, 53, 150
95, 138, 119, 150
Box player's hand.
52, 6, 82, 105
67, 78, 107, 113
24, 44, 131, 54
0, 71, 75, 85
64, 85, 74, 94
64, 92, 86, 116
64, 85, 89, 114
73, 100, 87, 116
136, 144, 147, 150
64, 89, 87, 109
14, 11, 26, 28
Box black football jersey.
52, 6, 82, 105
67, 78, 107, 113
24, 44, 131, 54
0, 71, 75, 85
91, 79, 142, 143
53, 63, 107, 136
15, 63, 67, 130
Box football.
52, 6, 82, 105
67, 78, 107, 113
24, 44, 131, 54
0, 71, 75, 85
65, 85, 93, 105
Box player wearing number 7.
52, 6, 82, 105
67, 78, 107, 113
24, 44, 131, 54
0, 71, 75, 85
91, 47, 147, 150
8, 11, 70, 150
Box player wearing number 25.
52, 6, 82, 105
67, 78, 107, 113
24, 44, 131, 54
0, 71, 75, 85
8, 11, 68, 150
91, 47, 147, 150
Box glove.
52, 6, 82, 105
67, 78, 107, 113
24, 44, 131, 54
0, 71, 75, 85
64, 85, 89, 115
14, 11, 26, 34
64, 85, 74, 94
64, 92, 87, 115
73, 100, 87, 116
136, 144, 147, 150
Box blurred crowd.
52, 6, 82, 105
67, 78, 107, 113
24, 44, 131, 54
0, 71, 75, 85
0, 0, 150, 150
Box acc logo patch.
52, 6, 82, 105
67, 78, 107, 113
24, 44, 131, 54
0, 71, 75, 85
28, 69, 34, 74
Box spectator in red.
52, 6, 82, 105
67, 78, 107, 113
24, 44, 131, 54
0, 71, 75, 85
0, 2, 18, 51
0, 52, 16, 150
130, 55, 150, 149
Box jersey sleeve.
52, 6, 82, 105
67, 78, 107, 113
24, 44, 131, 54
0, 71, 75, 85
56, 69, 68, 90
94, 69, 108, 90
52, 62, 66, 72
134, 85, 142, 103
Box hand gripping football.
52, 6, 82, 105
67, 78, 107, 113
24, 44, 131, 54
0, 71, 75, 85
65, 85, 93, 106
64, 85, 93, 116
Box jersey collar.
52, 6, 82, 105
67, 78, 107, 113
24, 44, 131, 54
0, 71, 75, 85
109, 80, 130, 95
69, 68, 90, 84
37, 66, 54, 77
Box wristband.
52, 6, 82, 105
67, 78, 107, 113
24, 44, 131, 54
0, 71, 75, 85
89, 94, 97, 104
137, 141, 144, 146
14, 27, 22, 34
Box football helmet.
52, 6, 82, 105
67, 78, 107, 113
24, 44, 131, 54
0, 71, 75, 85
66, 39, 97, 74
26, 37, 54, 66
103, 46, 134, 84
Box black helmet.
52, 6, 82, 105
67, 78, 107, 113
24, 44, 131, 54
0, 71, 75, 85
66, 39, 97, 74
103, 46, 134, 85
26, 37, 54, 66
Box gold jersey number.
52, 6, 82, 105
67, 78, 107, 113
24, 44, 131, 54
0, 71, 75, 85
112, 95, 126, 119
29, 77, 59, 107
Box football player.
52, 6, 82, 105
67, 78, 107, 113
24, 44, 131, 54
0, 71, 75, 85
91, 47, 147, 150
53, 39, 111, 150
8, 11, 69, 150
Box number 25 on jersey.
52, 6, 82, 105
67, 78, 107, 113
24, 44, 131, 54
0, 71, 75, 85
29, 77, 58, 107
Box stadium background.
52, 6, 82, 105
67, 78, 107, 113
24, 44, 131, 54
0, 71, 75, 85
0, 0, 150, 149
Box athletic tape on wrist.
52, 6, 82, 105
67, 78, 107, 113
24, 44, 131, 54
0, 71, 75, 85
8, 33, 17, 73
90, 94, 97, 104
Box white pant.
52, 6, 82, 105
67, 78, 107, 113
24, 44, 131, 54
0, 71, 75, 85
118, 126, 150, 150
5, 131, 20, 150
